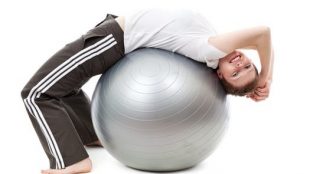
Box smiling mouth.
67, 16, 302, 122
229, 54, 241, 63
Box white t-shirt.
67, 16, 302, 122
123, 9, 227, 69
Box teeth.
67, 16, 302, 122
231, 55, 240, 63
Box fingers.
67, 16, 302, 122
246, 93, 258, 101
246, 89, 269, 102
254, 89, 269, 98
250, 94, 265, 102
246, 79, 272, 102
253, 94, 267, 101
256, 86, 268, 93
247, 94, 265, 102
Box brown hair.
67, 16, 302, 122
219, 65, 259, 96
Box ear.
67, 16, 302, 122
217, 69, 223, 79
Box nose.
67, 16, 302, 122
236, 61, 243, 68
235, 56, 244, 68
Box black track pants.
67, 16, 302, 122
21, 14, 124, 169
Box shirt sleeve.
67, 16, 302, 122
204, 40, 227, 69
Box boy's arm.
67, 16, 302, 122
268, 48, 274, 81
248, 48, 274, 101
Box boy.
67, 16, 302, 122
21, 9, 273, 174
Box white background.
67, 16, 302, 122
1, 0, 310, 173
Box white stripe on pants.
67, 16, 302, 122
23, 34, 117, 169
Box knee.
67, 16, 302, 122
21, 85, 31, 99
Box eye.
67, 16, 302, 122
245, 64, 252, 69
232, 72, 239, 77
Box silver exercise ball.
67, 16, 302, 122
91, 48, 229, 172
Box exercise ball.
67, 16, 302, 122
91, 48, 229, 172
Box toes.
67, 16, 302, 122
41, 169, 61, 174
41, 170, 48, 174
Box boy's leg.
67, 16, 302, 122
60, 89, 98, 146
21, 14, 124, 169
27, 94, 89, 168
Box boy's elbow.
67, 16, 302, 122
260, 26, 271, 36
254, 26, 271, 43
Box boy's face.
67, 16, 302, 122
217, 50, 256, 88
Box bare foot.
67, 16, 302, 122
85, 140, 103, 147
41, 158, 92, 174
